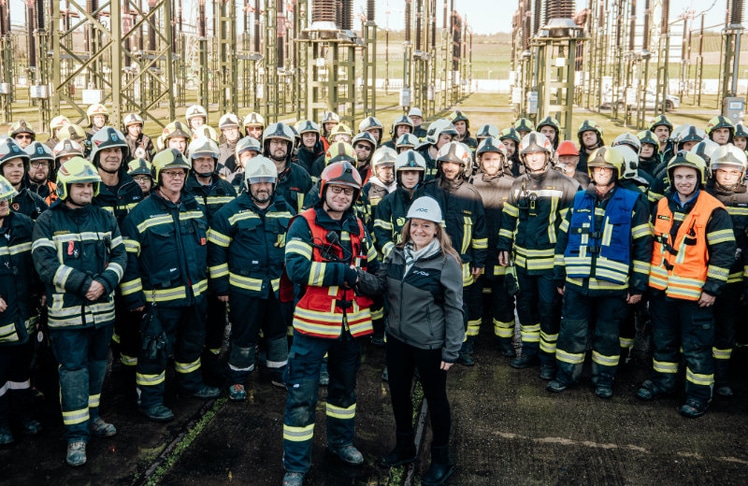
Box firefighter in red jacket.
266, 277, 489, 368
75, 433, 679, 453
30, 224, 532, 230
281, 161, 380, 486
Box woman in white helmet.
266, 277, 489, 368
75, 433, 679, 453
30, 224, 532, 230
362, 196, 463, 486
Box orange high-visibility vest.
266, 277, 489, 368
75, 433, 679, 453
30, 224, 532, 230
292, 209, 374, 338
649, 192, 724, 301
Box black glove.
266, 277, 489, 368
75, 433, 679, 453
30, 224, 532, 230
344, 266, 358, 288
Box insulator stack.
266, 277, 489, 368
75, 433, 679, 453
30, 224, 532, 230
340, 0, 353, 30
367, 0, 375, 22
87, 0, 98, 14
311, 0, 336, 24
36, 0, 45, 30
198, 2, 206, 37
544, 0, 574, 23
405, 0, 412, 42
642, 0, 650, 50
0, 2, 7, 37
661, 0, 669, 35
729, 0, 744, 25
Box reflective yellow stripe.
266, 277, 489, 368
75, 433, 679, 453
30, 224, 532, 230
175, 358, 201, 374
493, 318, 514, 338
207, 229, 232, 247
591, 350, 619, 367
136, 215, 173, 233
124, 238, 141, 255
520, 323, 540, 343
283, 423, 314, 442
556, 348, 585, 365
653, 359, 678, 374
229, 273, 281, 293
285, 239, 313, 259
136, 371, 166, 386
326, 402, 356, 420
308, 262, 327, 287
89, 393, 101, 409
62, 408, 90, 426
686, 367, 714, 386
209, 263, 230, 279
120, 278, 143, 296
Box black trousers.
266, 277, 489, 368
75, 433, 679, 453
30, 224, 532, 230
385, 334, 451, 447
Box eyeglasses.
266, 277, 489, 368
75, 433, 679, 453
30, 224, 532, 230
355, 144, 372, 151
329, 185, 354, 196
29, 161, 48, 168
161, 171, 186, 179
15, 134, 32, 140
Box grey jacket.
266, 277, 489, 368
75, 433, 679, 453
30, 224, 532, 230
359, 246, 465, 362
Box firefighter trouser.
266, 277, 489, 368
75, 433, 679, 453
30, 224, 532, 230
49, 325, 112, 443
204, 292, 228, 357
112, 294, 139, 371
480, 276, 516, 342
0, 341, 35, 428
648, 291, 715, 405
136, 298, 208, 409
386, 334, 450, 447
282, 329, 362, 473
555, 287, 627, 387
516, 269, 560, 365
713, 282, 740, 387
227, 292, 289, 384
464, 282, 484, 339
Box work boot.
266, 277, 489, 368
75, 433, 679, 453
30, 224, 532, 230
546, 380, 567, 393
378, 432, 417, 468
89, 417, 117, 437
498, 339, 516, 358
328, 443, 364, 466
594, 385, 613, 399
457, 338, 475, 367
66, 441, 87, 467
539, 364, 556, 381
510, 354, 539, 369
21, 419, 42, 436
679, 399, 708, 418
636, 380, 671, 401
371, 332, 385, 347
189, 384, 220, 399
422, 445, 455, 486
229, 384, 247, 401
0, 426, 14, 445
140, 404, 175, 423
282, 472, 305, 486
715, 384, 734, 398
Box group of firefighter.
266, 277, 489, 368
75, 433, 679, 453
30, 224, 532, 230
0, 101, 745, 482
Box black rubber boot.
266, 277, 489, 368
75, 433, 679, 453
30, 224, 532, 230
378, 432, 417, 468
422, 445, 455, 486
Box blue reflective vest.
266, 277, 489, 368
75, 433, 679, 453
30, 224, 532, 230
563, 187, 639, 285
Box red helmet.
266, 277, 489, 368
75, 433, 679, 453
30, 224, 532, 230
556, 140, 580, 157
319, 161, 362, 199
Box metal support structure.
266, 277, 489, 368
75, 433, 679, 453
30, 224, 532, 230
363, 20, 377, 115
533, 18, 584, 141
0, 1, 11, 122
218, 0, 238, 116
654, 0, 670, 116
263, 0, 279, 121
197, 0, 209, 109
297, 27, 361, 127
50, 0, 175, 130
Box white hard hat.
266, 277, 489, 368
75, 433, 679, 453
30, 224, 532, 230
406, 196, 442, 224
408, 107, 423, 118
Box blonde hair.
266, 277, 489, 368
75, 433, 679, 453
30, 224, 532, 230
397, 219, 462, 264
